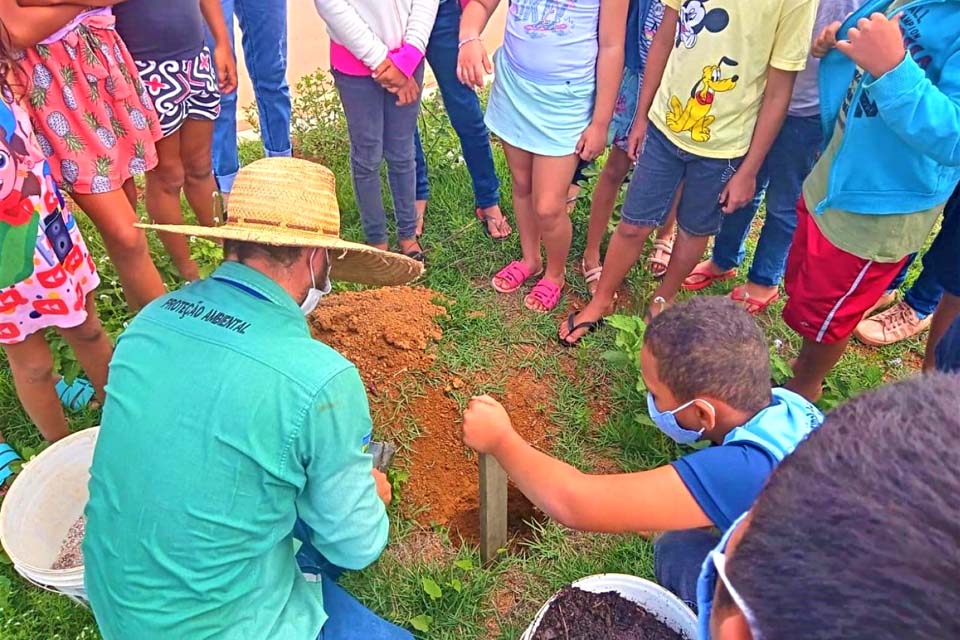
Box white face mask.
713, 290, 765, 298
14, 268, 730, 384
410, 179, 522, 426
300, 248, 332, 315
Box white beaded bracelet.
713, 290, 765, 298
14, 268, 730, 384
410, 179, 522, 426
458, 36, 481, 50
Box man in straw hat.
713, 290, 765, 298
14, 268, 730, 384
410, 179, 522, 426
83, 158, 422, 640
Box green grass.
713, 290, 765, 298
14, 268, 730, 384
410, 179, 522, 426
0, 74, 928, 638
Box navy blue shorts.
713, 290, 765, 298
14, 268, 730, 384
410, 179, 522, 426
926, 182, 960, 297
621, 124, 743, 237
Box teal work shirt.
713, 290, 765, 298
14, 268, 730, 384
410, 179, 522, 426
84, 261, 388, 640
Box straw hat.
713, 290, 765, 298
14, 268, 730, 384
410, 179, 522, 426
137, 157, 424, 286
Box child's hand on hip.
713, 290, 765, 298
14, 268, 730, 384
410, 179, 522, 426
457, 39, 492, 88
720, 169, 757, 214
836, 13, 907, 78
462, 395, 516, 455
627, 118, 648, 162
812, 21, 842, 58
214, 43, 238, 94
576, 122, 607, 162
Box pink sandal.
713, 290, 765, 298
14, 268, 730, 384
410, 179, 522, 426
492, 261, 542, 294
524, 278, 563, 313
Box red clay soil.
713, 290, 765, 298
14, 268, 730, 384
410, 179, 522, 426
308, 287, 550, 545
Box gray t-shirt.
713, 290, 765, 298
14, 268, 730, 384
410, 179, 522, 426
114, 0, 206, 62
789, 0, 867, 117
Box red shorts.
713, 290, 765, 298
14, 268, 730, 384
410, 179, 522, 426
783, 198, 909, 344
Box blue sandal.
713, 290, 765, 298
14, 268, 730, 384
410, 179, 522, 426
55, 377, 95, 411
0, 443, 22, 489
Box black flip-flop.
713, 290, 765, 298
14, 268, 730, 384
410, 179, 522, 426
558, 312, 605, 348
403, 250, 426, 265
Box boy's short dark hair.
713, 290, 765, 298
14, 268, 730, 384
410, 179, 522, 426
644, 297, 771, 413
223, 239, 305, 268
727, 374, 960, 639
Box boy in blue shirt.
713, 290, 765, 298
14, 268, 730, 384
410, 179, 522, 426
782, 1, 960, 401
463, 296, 823, 607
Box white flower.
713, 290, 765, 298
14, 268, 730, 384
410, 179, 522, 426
773, 338, 784, 350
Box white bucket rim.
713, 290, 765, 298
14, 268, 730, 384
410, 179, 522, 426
521, 573, 698, 640
0, 427, 98, 575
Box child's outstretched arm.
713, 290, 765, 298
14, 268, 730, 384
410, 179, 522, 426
626, 6, 678, 160
457, 0, 499, 88
840, 13, 960, 167
199, 0, 237, 94
462, 396, 712, 533
719, 67, 798, 213
576, 0, 627, 161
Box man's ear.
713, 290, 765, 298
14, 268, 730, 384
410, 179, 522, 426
711, 606, 753, 640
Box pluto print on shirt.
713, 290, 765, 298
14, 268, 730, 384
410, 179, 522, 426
651, 0, 816, 158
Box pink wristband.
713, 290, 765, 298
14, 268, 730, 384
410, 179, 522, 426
387, 44, 425, 78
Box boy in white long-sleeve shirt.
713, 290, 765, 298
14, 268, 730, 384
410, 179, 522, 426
313, 0, 439, 261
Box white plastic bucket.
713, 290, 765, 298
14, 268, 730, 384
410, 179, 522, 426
521, 573, 698, 640
0, 427, 99, 605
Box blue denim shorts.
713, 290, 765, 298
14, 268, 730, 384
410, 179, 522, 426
622, 124, 743, 236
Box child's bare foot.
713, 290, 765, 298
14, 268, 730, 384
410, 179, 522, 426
683, 259, 736, 291
730, 282, 781, 315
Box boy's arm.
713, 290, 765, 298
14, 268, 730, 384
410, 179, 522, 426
719, 68, 798, 213
389, 0, 440, 78
842, 14, 960, 167
627, 5, 678, 159
463, 396, 712, 533
200, 0, 237, 94
0, 0, 86, 48
576, 0, 628, 161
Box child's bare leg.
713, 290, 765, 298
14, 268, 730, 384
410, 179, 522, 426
785, 337, 849, 402
584, 148, 632, 273
655, 203, 678, 243
58, 293, 112, 404
528, 153, 579, 310
3, 333, 70, 442
179, 118, 218, 228
498, 142, 542, 285
72, 190, 166, 311
122, 178, 138, 209
652, 228, 710, 307
145, 130, 200, 281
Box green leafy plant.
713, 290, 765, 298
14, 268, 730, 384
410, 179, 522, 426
601, 314, 647, 394
409, 614, 433, 633
421, 577, 443, 600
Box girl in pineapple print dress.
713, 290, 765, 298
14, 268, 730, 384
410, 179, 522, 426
5, 5, 167, 311
0, 76, 113, 456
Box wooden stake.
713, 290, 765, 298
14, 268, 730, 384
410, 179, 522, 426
479, 453, 508, 565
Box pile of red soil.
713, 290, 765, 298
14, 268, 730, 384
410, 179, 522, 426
309, 287, 548, 544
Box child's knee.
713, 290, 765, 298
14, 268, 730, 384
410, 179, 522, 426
182, 156, 213, 184
532, 195, 565, 222
66, 318, 107, 346
151, 163, 186, 194
12, 356, 56, 385
616, 220, 649, 240
105, 223, 151, 255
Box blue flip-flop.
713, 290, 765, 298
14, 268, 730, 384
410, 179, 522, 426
55, 377, 95, 411
0, 443, 22, 488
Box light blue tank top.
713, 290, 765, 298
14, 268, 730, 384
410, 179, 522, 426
502, 0, 601, 84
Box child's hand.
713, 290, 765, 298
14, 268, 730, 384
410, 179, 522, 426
457, 39, 492, 88
576, 122, 607, 162
462, 395, 516, 455
372, 468, 392, 505
214, 43, 238, 94
395, 77, 421, 107
812, 21, 842, 58
373, 59, 408, 92
719, 169, 757, 214
836, 13, 907, 78
626, 118, 648, 162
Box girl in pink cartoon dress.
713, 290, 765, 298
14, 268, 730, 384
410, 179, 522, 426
0, 88, 112, 486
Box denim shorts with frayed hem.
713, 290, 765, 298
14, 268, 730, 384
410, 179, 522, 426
621, 124, 743, 236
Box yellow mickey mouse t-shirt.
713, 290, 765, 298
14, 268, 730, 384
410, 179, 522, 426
650, 0, 817, 159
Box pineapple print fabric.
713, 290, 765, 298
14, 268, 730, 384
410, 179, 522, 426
0, 95, 100, 345
21, 13, 161, 194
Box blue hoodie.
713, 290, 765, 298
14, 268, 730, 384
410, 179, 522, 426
814, 0, 960, 215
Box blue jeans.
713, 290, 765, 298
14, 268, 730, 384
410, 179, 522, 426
413, 0, 499, 208
208, 0, 292, 193
886, 254, 943, 318
293, 520, 413, 640
623, 125, 742, 236
711, 115, 822, 287
653, 529, 721, 613
334, 67, 424, 245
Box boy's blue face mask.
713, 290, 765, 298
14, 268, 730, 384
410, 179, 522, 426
646, 393, 712, 444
